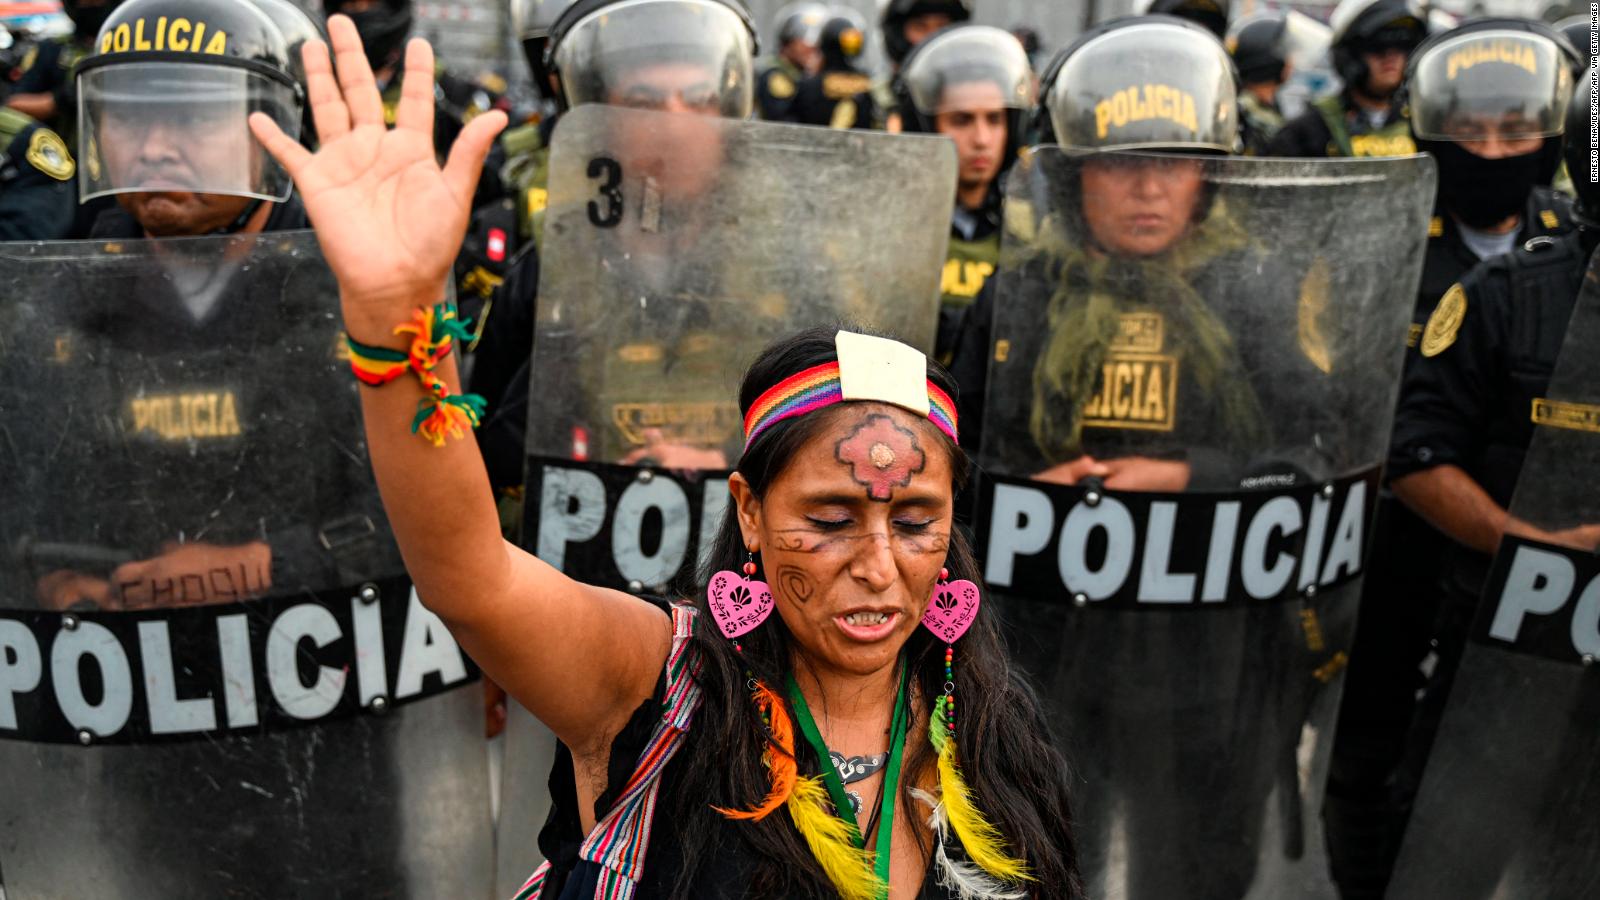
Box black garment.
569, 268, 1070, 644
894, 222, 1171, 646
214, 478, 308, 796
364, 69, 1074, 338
0, 110, 76, 240
1323, 188, 1577, 899
755, 59, 804, 122
1371, 227, 1596, 897
12, 35, 89, 143
468, 242, 541, 492
788, 70, 878, 130
534, 600, 959, 899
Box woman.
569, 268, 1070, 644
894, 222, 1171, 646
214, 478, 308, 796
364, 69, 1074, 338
249, 17, 1081, 899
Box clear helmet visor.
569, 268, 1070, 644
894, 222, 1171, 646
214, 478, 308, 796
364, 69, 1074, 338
78, 62, 301, 203
901, 25, 1034, 116
553, 0, 754, 118
1048, 25, 1237, 152
1410, 31, 1572, 141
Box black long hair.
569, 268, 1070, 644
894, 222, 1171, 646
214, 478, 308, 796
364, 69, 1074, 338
664, 327, 1085, 898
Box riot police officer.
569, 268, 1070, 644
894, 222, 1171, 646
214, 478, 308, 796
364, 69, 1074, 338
757, 1, 826, 121
1228, 12, 1291, 154
1268, 0, 1425, 158
5, 0, 123, 145
1325, 20, 1581, 899
320, 0, 495, 164
788, 9, 877, 130
76, 0, 308, 238
467, 0, 760, 488
0, 105, 77, 239
894, 24, 1032, 363
249, 0, 325, 148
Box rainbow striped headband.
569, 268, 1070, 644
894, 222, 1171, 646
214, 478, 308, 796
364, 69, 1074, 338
742, 332, 958, 450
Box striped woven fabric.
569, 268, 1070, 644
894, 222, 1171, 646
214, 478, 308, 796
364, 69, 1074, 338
514, 604, 705, 900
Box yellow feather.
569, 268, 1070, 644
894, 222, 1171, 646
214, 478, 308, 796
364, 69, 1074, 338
937, 736, 1033, 883
787, 776, 884, 900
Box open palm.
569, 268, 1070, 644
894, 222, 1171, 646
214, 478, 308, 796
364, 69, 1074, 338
249, 16, 505, 336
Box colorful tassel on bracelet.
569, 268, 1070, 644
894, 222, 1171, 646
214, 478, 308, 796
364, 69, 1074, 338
345, 302, 488, 447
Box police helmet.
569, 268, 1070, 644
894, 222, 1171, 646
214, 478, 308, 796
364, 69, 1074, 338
1133, 0, 1229, 40
547, 0, 758, 117
63, 0, 127, 39
1403, 17, 1575, 184
1227, 12, 1289, 85
895, 25, 1033, 171
774, 1, 828, 48
817, 8, 868, 72
323, 0, 411, 71
878, 0, 972, 67
1037, 15, 1238, 154
248, 0, 324, 91
1328, 0, 1428, 91
513, 0, 580, 97
1563, 75, 1599, 228
76, 0, 303, 203
1555, 13, 1592, 73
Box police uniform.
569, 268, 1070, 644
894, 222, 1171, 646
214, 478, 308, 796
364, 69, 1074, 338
1237, 92, 1285, 155
936, 191, 1000, 365
11, 35, 93, 144
1266, 94, 1415, 158
790, 67, 877, 129
0, 107, 78, 240
755, 57, 802, 121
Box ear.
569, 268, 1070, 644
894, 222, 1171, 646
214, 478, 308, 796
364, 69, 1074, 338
728, 472, 762, 553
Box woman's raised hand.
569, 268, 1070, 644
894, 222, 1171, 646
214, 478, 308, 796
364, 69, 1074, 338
248, 15, 506, 340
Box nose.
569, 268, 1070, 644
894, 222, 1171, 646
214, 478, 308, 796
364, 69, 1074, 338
137, 119, 184, 161
847, 533, 898, 594
974, 117, 1000, 149
1130, 168, 1165, 199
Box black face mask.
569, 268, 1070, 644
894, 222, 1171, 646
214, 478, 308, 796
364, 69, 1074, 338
1428, 139, 1546, 230
341, 5, 413, 72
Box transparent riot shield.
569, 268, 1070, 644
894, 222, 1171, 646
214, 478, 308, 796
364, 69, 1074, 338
0, 233, 492, 898
1387, 253, 1600, 900
494, 105, 956, 888
972, 149, 1435, 899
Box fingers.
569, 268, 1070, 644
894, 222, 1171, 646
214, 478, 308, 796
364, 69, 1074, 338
328, 14, 384, 128
442, 109, 508, 206
302, 38, 350, 143
249, 112, 313, 178
394, 38, 436, 136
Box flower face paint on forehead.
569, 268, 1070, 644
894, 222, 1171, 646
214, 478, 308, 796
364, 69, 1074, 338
835, 412, 926, 502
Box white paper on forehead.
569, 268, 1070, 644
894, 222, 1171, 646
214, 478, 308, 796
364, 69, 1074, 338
835, 331, 930, 417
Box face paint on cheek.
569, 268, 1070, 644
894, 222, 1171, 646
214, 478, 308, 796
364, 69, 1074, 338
834, 413, 927, 502
775, 564, 816, 604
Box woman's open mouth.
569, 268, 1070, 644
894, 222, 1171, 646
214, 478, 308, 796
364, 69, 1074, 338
836, 610, 900, 642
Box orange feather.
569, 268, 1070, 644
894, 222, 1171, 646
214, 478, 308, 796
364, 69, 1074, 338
714, 679, 798, 821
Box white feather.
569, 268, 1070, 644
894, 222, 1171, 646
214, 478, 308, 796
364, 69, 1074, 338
911, 789, 1028, 900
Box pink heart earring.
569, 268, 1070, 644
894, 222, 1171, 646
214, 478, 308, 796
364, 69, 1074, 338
707, 550, 775, 651
923, 566, 981, 739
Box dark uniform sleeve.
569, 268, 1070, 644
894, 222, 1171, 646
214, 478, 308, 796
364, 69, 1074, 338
1387, 272, 1506, 483
12, 39, 62, 94
1264, 108, 1332, 158
468, 245, 540, 490
0, 122, 78, 241
756, 66, 800, 122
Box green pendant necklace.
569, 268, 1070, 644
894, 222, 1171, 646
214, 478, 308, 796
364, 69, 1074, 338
786, 659, 911, 900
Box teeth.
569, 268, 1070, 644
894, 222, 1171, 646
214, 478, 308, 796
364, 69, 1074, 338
844, 612, 891, 627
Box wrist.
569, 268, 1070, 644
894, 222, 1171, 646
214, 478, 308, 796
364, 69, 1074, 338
341, 290, 447, 348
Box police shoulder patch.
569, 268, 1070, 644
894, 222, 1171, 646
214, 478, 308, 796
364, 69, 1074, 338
1420, 283, 1467, 358
25, 127, 74, 181
767, 70, 796, 99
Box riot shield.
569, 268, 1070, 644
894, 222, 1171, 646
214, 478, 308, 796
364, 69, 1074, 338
0, 233, 492, 898
1386, 252, 1600, 899
494, 105, 956, 885
973, 149, 1434, 899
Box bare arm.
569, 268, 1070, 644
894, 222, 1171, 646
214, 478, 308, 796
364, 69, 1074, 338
5, 93, 55, 122
1392, 464, 1600, 555
249, 19, 669, 751
1391, 464, 1509, 556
